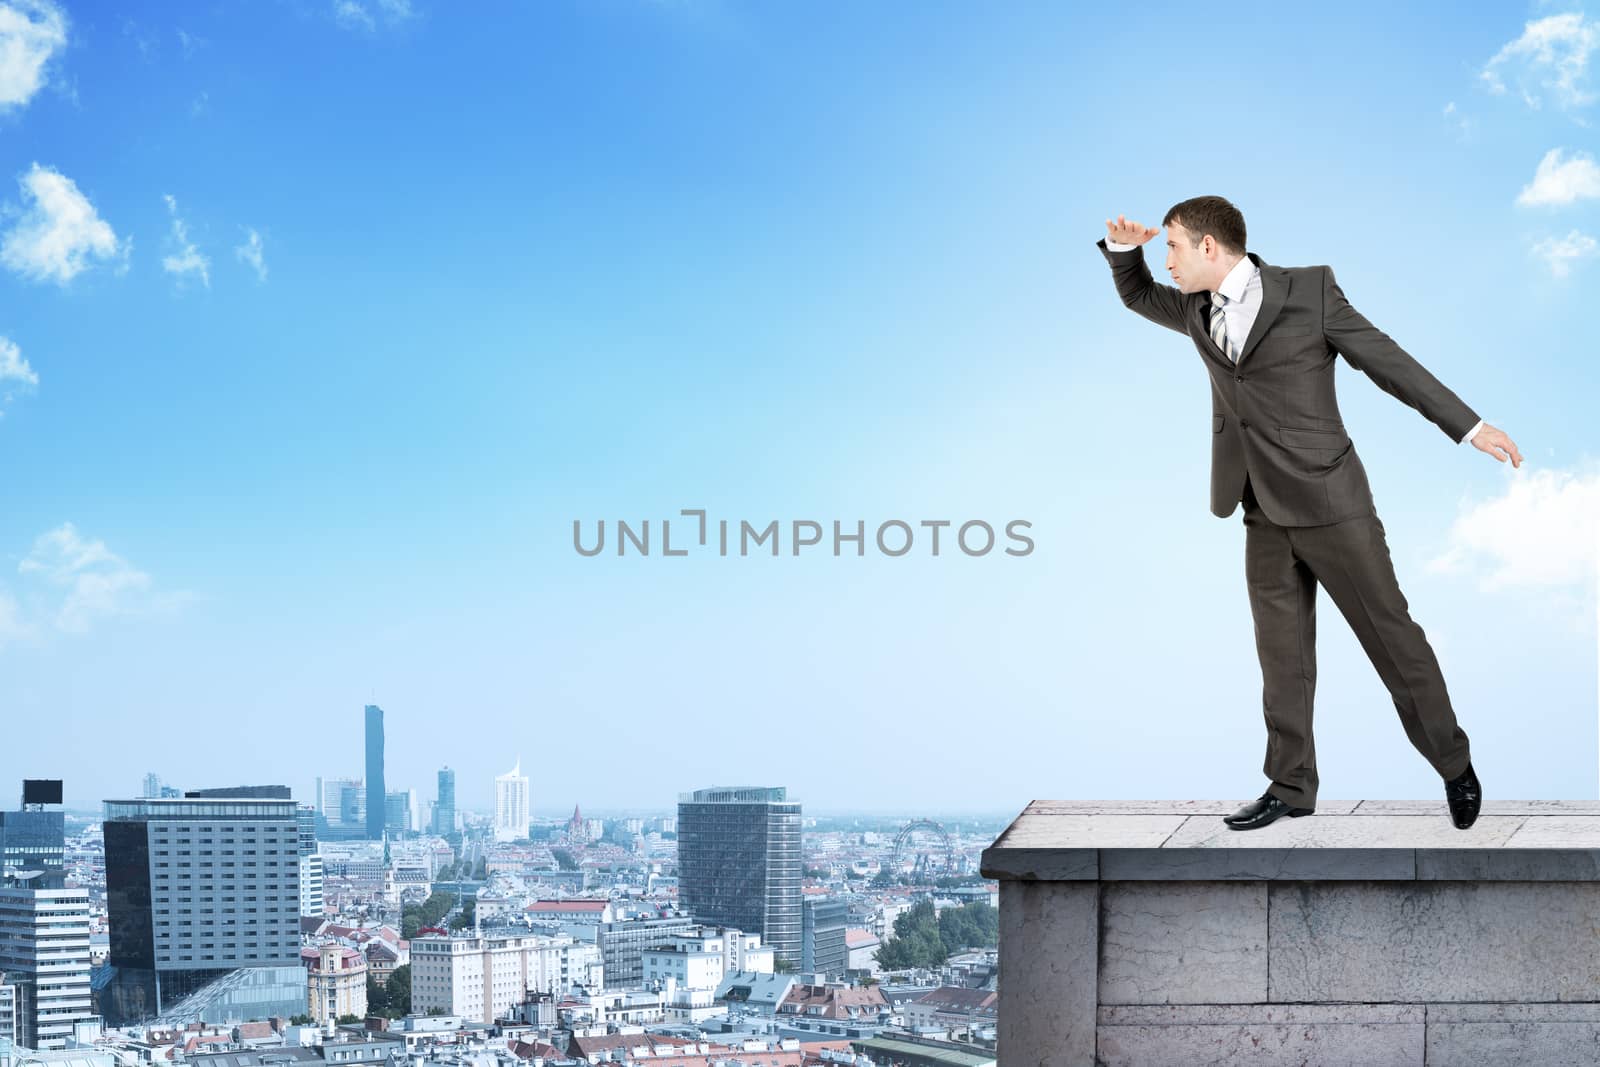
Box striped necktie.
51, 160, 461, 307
1209, 291, 1236, 363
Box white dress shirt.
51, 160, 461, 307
1103, 236, 1483, 445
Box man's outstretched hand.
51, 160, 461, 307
1471, 423, 1523, 468
1106, 214, 1159, 246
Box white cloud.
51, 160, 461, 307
1517, 148, 1600, 206
334, 0, 414, 31
333, 1, 373, 30
1428, 465, 1600, 592
175, 27, 205, 58
0, 0, 67, 113
161, 193, 210, 288
0, 522, 187, 649
1481, 12, 1600, 110
1531, 229, 1598, 276
235, 226, 267, 282
0, 334, 37, 386
0, 163, 124, 284
16, 522, 154, 634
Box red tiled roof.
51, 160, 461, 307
527, 899, 608, 912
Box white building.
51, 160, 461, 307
0, 974, 16, 1045
0, 886, 94, 1050
641, 926, 772, 993
494, 760, 530, 843
410, 933, 601, 1024
299, 854, 325, 917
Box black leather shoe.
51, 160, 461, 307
1444, 761, 1482, 829
1223, 791, 1314, 830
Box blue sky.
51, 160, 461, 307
0, 0, 1596, 815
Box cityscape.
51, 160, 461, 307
0, 705, 1007, 1067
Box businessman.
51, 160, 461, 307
1099, 195, 1521, 831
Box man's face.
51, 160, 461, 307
1164, 221, 1212, 294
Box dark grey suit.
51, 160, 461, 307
1097, 238, 1473, 806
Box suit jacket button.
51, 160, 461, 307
1240, 419, 1250, 429
1234, 375, 1244, 383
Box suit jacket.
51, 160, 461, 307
1096, 238, 1479, 526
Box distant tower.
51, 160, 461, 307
364, 705, 386, 841
494, 760, 530, 843
567, 803, 585, 842
435, 767, 457, 838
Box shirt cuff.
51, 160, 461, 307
1104, 238, 1139, 252
1459, 419, 1484, 445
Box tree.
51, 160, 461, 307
472, 857, 488, 880
335, 1013, 362, 1025
938, 902, 998, 953
289, 1013, 313, 1025
367, 975, 391, 1018
386, 964, 411, 1018
449, 898, 477, 931
402, 890, 457, 938
875, 900, 950, 970
551, 848, 578, 871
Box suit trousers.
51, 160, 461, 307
1240, 477, 1472, 808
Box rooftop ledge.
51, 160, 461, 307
978, 799, 1600, 882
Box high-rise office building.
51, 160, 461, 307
801, 897, 848, 978
100, 787, 304, 1026
314, 777, 366, 841
493, 761, 530, 843
434, 767, 456, 838
0, 780, 93, 1051
676, 786, 802, 968
364, 705, 386, 841
384, 790, 417, 836
142, 774, 161, 799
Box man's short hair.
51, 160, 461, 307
1163, 196, 1247, 255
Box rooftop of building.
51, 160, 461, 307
911, 986, 998, 1012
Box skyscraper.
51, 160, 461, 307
364, 705, 386, 841
100, 787, 304, 1025
434, 767, 456, 838
676, 786, 802, 968
0, 779, 93, 1050
384, 789, 416, 836
493, 760, 529, 843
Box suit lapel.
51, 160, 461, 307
1234, 254, 1285, 367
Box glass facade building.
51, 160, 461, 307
364, 705, 386, 841
434, 767, 455, 838
100, 790, 304, 1026
675, 786, 802, 968
0, 811, 65, 878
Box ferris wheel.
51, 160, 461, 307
891, 819, 957, 880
